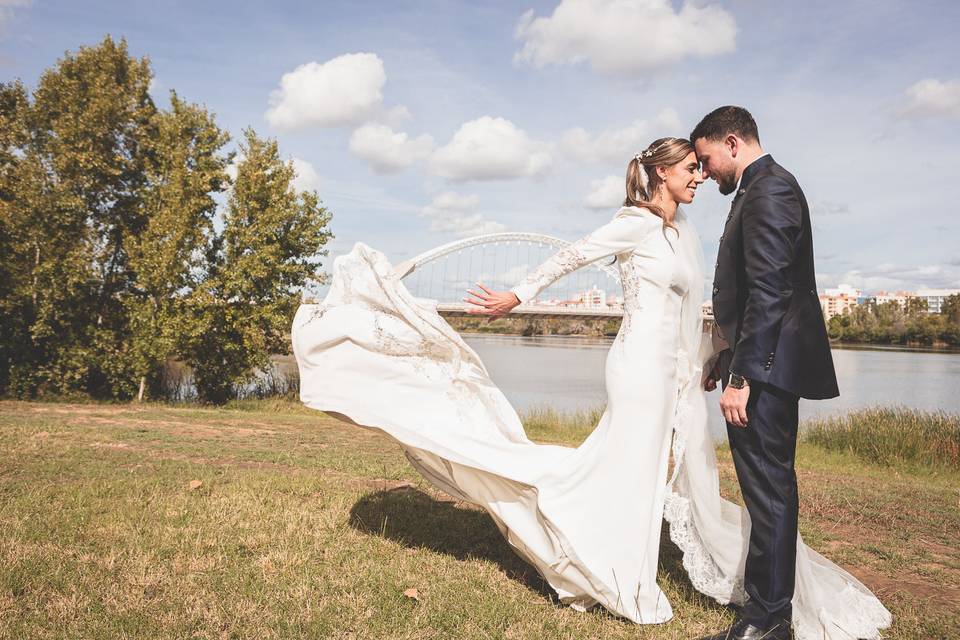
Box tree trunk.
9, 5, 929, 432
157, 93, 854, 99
32, 242, 40, 305
137, 375, 146, 402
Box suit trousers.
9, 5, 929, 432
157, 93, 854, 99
724, 377, 800, 629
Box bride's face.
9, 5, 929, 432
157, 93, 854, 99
659, 151, 704, 204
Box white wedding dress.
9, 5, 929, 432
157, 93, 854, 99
292, 207, 892, 637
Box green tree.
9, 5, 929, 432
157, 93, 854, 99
182, 129, 332, 403
3, 36, 157, 397
942, 294, 960, 324
0, 38, 333, 402
125, 93, 231, 400
0, 81, 30, 391
939, 294, 960, 345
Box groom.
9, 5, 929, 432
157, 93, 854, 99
692, 106, 838, 640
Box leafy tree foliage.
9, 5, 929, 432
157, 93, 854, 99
827, 296, 960, 347
182, 130, 332, 403
0, 37, 332, 402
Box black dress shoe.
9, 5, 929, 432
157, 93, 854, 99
697, 616, 793, 640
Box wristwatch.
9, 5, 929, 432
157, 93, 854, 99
728, 372, 749, 389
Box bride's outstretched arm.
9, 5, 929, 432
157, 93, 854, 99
510, 213, 651, 304
464, 212, 652, 316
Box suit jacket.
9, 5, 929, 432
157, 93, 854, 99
712, 155, 839, 400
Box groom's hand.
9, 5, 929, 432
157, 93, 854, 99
720, 384, 750, 427
464, 283, 520, 318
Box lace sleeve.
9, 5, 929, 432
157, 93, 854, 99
510, 211, 652, 303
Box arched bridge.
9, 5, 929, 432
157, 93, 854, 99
394, 232, 713, 323
395, 232, 623, 319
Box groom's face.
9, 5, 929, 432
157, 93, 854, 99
694, 138, 738, 196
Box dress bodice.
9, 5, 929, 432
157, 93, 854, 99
510, 207, 693, 344
616, 225, 690, 308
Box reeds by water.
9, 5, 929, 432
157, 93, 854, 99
803, 407, 959, 470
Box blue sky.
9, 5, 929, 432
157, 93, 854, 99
3, 0, 959, 294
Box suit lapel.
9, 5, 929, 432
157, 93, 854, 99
718, 155, 776, 253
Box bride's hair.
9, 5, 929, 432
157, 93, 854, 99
624, 136, 695, 229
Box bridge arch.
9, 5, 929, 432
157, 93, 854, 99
393, 232, 620, 281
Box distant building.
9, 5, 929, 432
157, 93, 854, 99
575, 285, 607, 309
819, 284, 861, 320
913, 288, 960, 314
874, 291, 912, 307
859, 290, 912, 308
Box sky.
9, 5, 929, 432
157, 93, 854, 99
2, 0, 959, 294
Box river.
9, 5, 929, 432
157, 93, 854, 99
458, 333, 960, 440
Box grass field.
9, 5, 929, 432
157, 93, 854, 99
0, 399, 957, 639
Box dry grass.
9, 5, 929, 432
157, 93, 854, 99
804, 407, 959, 470
0, 399, 957, 639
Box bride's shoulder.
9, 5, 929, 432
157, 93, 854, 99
612, 205, 662, 224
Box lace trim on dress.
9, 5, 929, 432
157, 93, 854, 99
664, 349, 748, 605
793, 582, 892, 640
515, 237, 592, 295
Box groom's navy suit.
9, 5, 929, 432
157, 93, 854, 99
712, 154, 838, 629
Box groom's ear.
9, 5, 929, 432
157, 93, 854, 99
725, 134, 740, 159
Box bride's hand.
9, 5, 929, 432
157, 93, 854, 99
703, 358, 723, 391
464, 283, 520, 318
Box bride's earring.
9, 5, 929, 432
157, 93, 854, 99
652, 183, 665, 205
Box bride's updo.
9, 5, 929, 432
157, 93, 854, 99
624, 136, 695, 225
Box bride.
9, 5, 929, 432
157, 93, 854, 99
292, 138, 891, 637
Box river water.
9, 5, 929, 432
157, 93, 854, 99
459, 333, 960, 440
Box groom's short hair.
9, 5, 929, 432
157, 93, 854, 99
690, 106, 760, 144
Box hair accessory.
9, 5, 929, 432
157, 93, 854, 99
639, 137, 675, 162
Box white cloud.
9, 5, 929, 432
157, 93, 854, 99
226, 154, 321, 194
811, 200, 851, 217
265, 53, 400, 130
225, 154, 242, 182
820, 263, 960, 293
514, 0, 736, 76
349, 123, 435, 174
148, 77, 164, 96
561, 108, 682, 164
421, 191, 507, 237
291, 157, 321, 192
429, 116, 552, 181
900, 78, 960, 119
381, 104, 413, 127
0, 0, 30, 36
584, 175, 624, 209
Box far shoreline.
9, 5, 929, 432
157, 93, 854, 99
458, 331, 960, 354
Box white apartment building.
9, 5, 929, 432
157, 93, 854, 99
574, 285, 607, 309
872, 291, 912, 307
913, 288, 960, 314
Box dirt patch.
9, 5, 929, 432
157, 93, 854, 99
64, 415, 279, 438
89, 441, 132, 449
23, 403, 132, 416
847, 564, 960, 611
